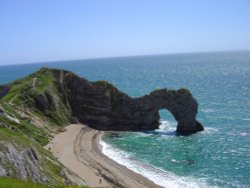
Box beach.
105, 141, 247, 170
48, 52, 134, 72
45, 124, 162, 188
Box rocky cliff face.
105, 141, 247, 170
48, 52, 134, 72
0, 141, 85, 185
56, 68, 203, 135
0, 68, 85, 185
0, 67, 204, 184
1, 68, 203, 136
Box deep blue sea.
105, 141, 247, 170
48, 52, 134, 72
1, 51, 250, 188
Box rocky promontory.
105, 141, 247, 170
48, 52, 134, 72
0, 67, 204, 186
66, 70, 203, 135
1, 68, 204, 135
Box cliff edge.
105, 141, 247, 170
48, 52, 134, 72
0, 67, 204, 185
1, 68, 204, 135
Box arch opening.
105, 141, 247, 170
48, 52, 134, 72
158, 109, 177, 133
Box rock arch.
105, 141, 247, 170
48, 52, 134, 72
0, 68, 204, 137
137, 89, 204, 135
63, 69, 204, 135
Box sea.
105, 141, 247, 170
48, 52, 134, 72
0, 51, 249, 188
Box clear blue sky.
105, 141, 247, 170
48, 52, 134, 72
0, 0, 250, 65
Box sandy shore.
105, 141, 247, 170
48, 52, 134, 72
45, 124, 162, 188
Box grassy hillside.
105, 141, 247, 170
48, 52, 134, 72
0, 177, 89, 188
0, 68, 85, 186
0, 68, 69, 145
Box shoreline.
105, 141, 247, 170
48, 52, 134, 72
45, 124, 163, 188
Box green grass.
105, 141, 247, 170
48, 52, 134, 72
0, 123, 31, 145
0, 177, 89, 188
1, 67, 55, 104
0, 126, 70, 185
0, 127, 84, 186
0, 68, 73, 146
0, 68, 92, 187
0, 112, 49, 146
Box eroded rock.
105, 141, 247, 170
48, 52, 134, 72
0, 141, 85, 185
3, 68, 204, 135
0, 142, 48, 183
61, 69, 204, 135
0, 166, 6, 176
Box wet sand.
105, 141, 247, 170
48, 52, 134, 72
45, 124, 162, 188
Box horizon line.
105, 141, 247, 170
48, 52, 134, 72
1, 49, 250, 67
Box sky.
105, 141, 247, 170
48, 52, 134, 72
0, 0, 250, 65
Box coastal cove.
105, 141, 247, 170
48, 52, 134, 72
45, 124, 162, 188
0, 51, 250, 187
1, 0, 250, 187
0, 66, 203, 188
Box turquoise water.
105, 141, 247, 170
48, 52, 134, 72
1, 51, 250, 187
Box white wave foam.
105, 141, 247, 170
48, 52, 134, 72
156, 120, 176, 133
159, 120, 219, 135
242, 118, 250, 121
200, 108, 215, 113
100, 140, 214, 188
239, 132, 248, 136
227, 131, 249, 137
203, 127, 219, 134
